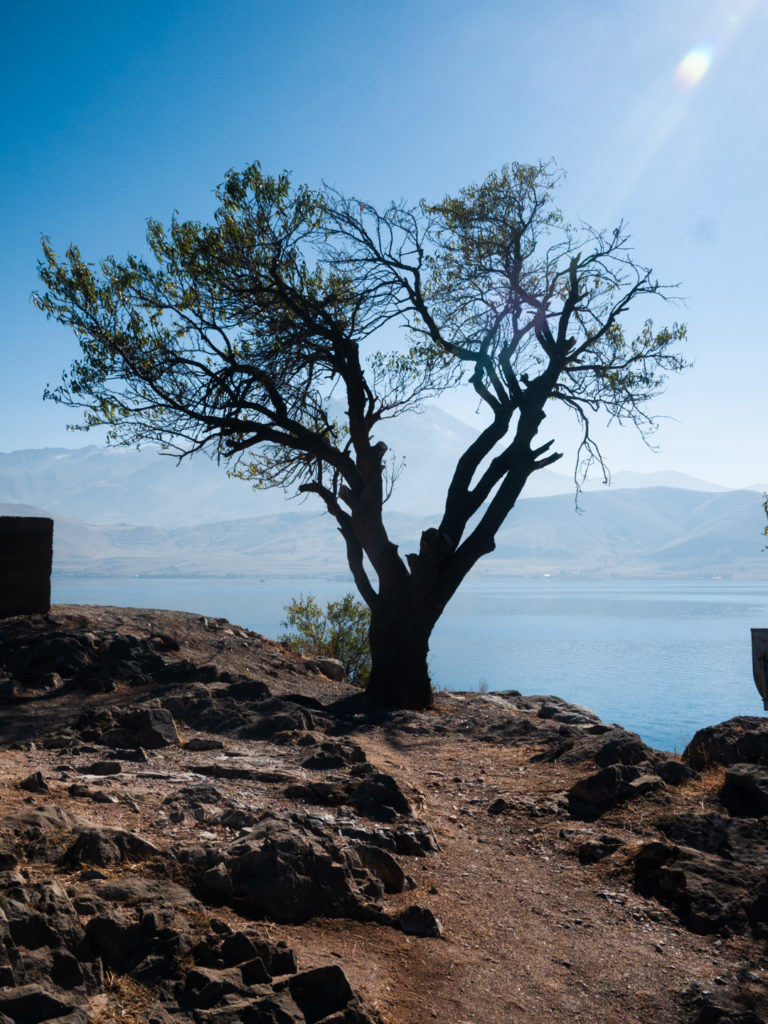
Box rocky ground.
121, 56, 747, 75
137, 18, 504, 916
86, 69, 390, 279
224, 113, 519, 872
1, 605, 767, 1024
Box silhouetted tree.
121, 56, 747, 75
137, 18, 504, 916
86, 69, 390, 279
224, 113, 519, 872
36, 161, 687, 708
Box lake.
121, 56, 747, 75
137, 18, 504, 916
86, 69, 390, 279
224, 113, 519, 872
51, 575, 768, 753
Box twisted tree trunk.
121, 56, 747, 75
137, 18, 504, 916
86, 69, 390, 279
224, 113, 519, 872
365, 586, 438, 709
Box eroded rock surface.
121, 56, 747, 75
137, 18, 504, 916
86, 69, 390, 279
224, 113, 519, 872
0, 606, 767, 1024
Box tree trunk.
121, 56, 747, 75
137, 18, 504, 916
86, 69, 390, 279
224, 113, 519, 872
365, 598, 435, 709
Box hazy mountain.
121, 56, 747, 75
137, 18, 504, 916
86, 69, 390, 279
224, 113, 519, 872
4, 486, 767, 580
1, 406, 753, 526
579, 470, 730, 493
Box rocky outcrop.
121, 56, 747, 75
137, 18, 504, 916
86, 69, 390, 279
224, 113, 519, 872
177, 809, 390, 924
720, 764, 768, 817
567, 764, 667, 820
634, 813, 768, 936
0, 867, 384, 1023
2, 606, 767, 1023
683, 717, 768, 769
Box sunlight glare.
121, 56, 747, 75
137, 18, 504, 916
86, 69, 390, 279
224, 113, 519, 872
676, 46, 714, 88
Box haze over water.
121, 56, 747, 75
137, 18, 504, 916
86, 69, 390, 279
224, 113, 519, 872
52, 575, 768, 753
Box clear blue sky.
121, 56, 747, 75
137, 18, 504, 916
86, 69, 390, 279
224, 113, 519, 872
2, 0, 766, 486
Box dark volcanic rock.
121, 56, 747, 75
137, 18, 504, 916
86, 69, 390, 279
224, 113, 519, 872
577, 835, 625, 864
535, 697, 602, 725
339, 822, 438, 857
286, 771, 413, 824
680, 977, 768, 1024
104, 706, 180, 749
240, 706, 317, 740
567, 764, 643, 819
355, 845, 408, 894
656, 760, 698, 787
398, 904, 444, 938
226, 676, 272, 702
634, 812, 768, 934
162, 686, 254, 736
81, 760, 122, 775
61, 826, 159, 867
0, 804, 158, 870
186, 737, 225, 752
720, 764, 768, 817
223, 811, 387, 923
302, 739, 367, 771
0, 620, 189, 698
0, 874, 105, 1016
285, 780, 352, 807
287, 964, 353, 1021
351, 773, 412, 822
536, 725, 656, 768
0, 983, 77, 1023
17, 773, 48, 794
683, 717, 768, 770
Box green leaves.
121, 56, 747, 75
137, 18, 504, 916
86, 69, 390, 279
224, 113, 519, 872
279, 592, 371, 688
35, 158, 689, 602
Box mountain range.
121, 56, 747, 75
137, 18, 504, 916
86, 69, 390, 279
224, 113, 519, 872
1, 485, 766, 580
1, 406, 767, 579
2, 406, 761, 527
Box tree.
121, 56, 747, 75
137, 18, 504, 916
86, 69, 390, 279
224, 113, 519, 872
279, 592, 371, 687
35, 161, 687, 709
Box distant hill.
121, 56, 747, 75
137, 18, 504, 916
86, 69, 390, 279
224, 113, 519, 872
3, 407, 758, 526
4, 486, 767, 579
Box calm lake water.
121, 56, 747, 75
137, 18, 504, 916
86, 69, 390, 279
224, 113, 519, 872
51, 576, 768, 754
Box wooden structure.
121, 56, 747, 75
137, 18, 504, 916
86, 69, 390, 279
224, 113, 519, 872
751, 628, 768, 711
0, 516, 54, 618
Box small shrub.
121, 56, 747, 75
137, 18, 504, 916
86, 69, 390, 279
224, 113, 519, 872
280, 592, 371, 688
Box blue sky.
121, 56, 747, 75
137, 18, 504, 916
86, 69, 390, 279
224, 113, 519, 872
2, 0, 766, 486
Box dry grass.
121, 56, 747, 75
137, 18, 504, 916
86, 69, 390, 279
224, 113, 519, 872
90, 972, 159, 1024
681, 764, 727, 808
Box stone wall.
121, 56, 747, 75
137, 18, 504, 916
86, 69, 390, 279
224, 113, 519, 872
0, 516, 53, 618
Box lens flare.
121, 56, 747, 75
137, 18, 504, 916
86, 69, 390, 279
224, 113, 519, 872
676, 46, 713, 88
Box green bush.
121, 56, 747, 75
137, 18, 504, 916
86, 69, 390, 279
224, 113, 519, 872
279, 592, 371, 688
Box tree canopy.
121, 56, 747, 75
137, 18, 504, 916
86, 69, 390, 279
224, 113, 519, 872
36, 161, 687, 708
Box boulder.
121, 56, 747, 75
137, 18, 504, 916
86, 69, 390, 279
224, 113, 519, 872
577, 835, 624, 864
683, 717, 768, 770
81, 761, 121, 776
224, 812, 386, 923
633, 812, 768, 935
186, 737, 225, 752
226, 677, 271, 702
567, 764, 642, 819
537, 725, 656, 768
61, 827, 158, 868
656, 760, 698, 786
680, 978, 768, 1024
311, 657, 346, 682
287, 965, 354, 1021
17, 773, 48, 795
302, 740, 366, 771
0, 984, 76, 1024
127, 707, 180, 749
721, 764, 768, 818
398, 905, 444, 938
351, 773, 412, 822
241, 707, 316, 740
355, 845, 408, 893
534, 697, 602, 725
